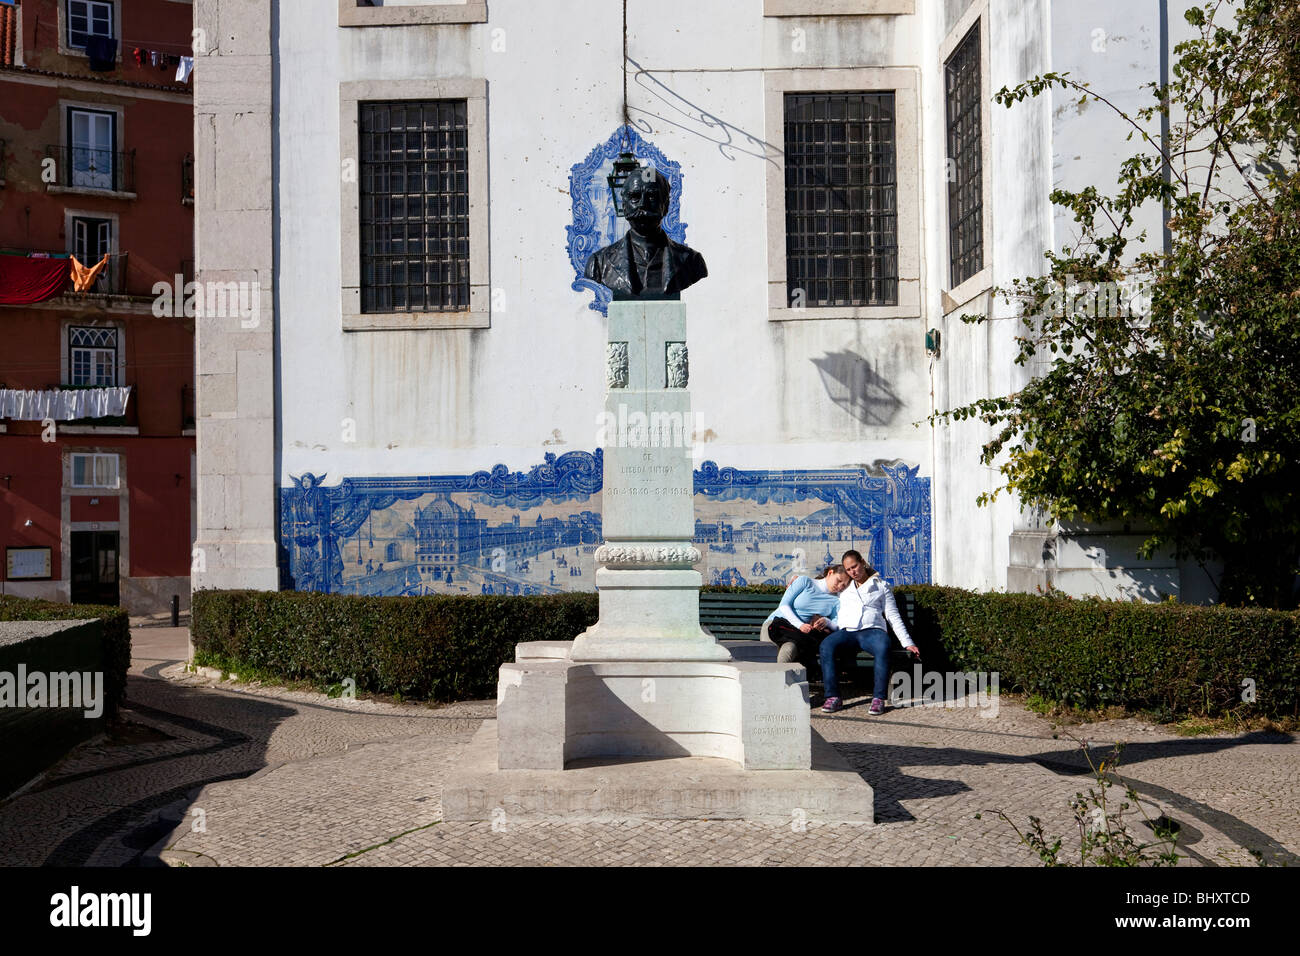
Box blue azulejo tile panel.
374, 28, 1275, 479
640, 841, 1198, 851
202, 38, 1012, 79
693, 460, 931, 588
279, 452, 931, 597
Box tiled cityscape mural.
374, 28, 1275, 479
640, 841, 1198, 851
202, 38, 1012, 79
280, 451, 931, 597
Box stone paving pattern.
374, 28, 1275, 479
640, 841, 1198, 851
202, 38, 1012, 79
0, 624, 1295, 867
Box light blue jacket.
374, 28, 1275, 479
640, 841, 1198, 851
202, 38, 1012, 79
765, 575, 840, 628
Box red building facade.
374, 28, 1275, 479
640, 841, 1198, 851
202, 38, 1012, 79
0, 0, 195, 613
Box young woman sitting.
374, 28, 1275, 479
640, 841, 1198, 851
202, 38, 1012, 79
764, 564, 851, 671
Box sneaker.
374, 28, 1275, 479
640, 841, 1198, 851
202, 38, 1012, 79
822, 696, 842, 713
868, 697, 885, 716
776, 641, 798, 663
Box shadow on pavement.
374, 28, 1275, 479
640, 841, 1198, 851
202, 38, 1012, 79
1, 672, 296, 867
831, 733, 1299, 867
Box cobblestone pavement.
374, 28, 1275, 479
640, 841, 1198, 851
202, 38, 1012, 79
1, 627, 1295, 867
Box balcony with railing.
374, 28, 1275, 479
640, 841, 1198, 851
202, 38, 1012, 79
0, 246, 151, 311
43, 145, 137, 198
57, 382, 139, 429
79, 251, 130, 295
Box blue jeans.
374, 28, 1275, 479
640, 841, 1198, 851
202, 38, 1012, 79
819, 627, 890, 701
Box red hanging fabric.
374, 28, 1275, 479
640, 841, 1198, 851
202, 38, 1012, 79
0, 255, 71, 304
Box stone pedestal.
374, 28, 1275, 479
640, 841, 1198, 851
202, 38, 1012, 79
439, 298, 874, 821
570, 299, 727, 662
498, 642, 810, 770
442, 720, 874, 824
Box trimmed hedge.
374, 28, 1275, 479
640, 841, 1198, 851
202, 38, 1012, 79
0, 595, 132, 719
192, 589, 599, 702
191, 585, 1300, 718
899, 585, 1300, 718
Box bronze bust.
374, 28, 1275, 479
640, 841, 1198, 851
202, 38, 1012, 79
584, 167, 707, 297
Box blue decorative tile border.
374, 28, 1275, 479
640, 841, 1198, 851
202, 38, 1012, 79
567, 126, 688, 316
280, 453, 930, 597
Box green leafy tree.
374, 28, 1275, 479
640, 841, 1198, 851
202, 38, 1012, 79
936, 0, 1300, 607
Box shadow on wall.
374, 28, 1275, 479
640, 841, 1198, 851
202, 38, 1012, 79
628, 57, 780, 165
812, 350, 904, 426
1100, 566, 1179, 603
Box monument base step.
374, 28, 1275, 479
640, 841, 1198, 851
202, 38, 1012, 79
441, 720, 875, 824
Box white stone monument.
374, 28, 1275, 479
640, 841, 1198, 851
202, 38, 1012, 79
441, 299, 874, 823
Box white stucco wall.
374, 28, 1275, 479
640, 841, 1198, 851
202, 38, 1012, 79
276, 0, 931, 479
259, 0, 1192, 595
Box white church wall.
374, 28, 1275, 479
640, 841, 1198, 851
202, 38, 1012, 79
929, 0, 1057, 592
275, 0, 935, 597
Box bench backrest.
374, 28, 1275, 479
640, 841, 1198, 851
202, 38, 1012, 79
698, 592, 779, 638
698, 588, 917, 642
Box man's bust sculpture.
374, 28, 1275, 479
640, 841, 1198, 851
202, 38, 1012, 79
585, 167, 707, 297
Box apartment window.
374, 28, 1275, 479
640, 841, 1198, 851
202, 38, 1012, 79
945, 22, 983, 288
71, 215, 112, 288
67, 0, 114, 49
69, 108, 116, 190
70, 452, 120, 489
359, 100, 470, 314
784, 92, 898, 308
69, 326, 119, 386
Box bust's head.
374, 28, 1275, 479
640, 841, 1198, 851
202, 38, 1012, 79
622, 167, 670, 233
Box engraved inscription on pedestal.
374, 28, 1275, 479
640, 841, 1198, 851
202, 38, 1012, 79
666, 342, 688, 388
594, 544, 702, 567
607, 342, 629, 389
753, 714, 798, 736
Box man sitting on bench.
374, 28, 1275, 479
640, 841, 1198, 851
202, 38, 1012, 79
819, 550, 920, 716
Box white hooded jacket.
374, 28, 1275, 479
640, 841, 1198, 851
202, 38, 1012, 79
835, 573, 915, 648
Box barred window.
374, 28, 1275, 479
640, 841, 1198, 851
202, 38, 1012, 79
945, 22, 983, 288
784, 92, 898, 308
359, 100, 470, 314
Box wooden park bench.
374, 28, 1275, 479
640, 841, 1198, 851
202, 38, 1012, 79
698, 591, 782, 642
699, 589, 919, 684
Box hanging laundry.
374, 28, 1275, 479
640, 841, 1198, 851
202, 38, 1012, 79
0, 386, 132, 421
150, 50, 160, 67
132, 46, 145, 66
70, 253, 110, 293
0, 255, 70, 305
85, 35, 117, 71
175, 55, 193, 82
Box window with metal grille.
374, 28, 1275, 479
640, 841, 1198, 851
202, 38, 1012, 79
69, 325, 118, 386
945, 22, 983, 288
68, 0, 113, 49
359, 100, 470, 314
784, 92, 898, 308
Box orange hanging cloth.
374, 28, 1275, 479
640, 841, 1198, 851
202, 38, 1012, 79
70, 253, 110, 292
